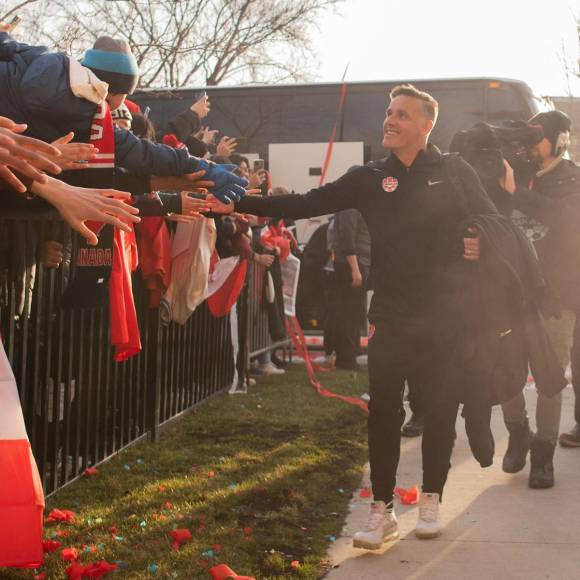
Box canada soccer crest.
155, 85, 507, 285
382, 176, 399, 192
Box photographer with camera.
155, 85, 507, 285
496, 110, 580, 487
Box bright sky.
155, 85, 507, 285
312, 0, 580, 97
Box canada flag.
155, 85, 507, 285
0, 342, 44, 568
382, 176, 399, 192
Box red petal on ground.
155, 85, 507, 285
209, 563, 257, 580
84, 467, 98, 476
46, 509, 76, 524
242, 526, 253, 536
170, 528, 192, 550
358, 487, 372, 499
61, 547, 79, 562
42, 540, 62, 553
394, 485, 420, 505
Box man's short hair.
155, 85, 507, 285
389, 84, 439, 122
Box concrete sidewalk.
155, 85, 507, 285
326, 387, 580, 580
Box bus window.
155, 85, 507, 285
485, 82, 537, 122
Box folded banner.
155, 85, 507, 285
285, 316, 368, 412
0, 342, 44, 569
280, 254, 301, 318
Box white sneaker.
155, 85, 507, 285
415, 493, 442, 539
353, 501, 398, 550
259, 362, 285, 375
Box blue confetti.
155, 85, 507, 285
202, 550, 214, 558
123, 464, 131, 471
114, 535, 124, 541
137, 458, 145, 465
140, 520, 147, 528
147, 563, 158, 574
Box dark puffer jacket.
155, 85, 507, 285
0, 32, 201, 177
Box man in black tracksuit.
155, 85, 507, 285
209, 84, 497, 545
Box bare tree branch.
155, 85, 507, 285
4, 0, 342, 88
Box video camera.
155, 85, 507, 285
449, 122, 544, 184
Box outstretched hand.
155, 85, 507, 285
50, 132, 99, 170
0, 116, 62, 191
32, 176, 140, 245
205, 189, 261, 214
151, 170, 214, 193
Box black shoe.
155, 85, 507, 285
529, 438, 556, 489
502, 418, 533, 474
401, 415, 424, 438
559, 424, 580, 447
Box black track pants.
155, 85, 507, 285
367, 321, 460, 503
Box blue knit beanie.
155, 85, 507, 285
81, 36, 139, 95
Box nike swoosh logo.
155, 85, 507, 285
428, 180, 444, 186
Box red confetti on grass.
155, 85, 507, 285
242, 526, 253, 537
209, 564, 256, 580
211, 543, 222, 552
394, 485, 420, 505
84, 467, 98, 476
158, 485, 167, 492
208, 471, 216, 478
42, 540, 62, 553
291, 560, 300, 569
170, 528, 193, 550
198, 559, 209, 568
358, 487, 372, 499
34, 573, 46, 579
66, 561, 118, 579
61, 548, 79, 562
46, 509, 76, 524
163, 501, 173, 510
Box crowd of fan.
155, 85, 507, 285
0, 23, 295, 382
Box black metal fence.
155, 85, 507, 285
0, 211, 288, 496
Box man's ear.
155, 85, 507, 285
423, 118, 434, 137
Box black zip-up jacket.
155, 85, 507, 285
457, 213, 566, 467
236, 144, 497, 327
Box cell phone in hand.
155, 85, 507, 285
253, 159, 265, 172
7, 15, 22, 31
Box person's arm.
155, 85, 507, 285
345, 255, 362, 288
334, 208, 358, 257
166, 108, 202, 143
454, 158, 498, 262
457, 158, 498, 216
114, 127, 201, 176
132, 191, 209, 217
498, 159, 561, 226
231, 168, 365, 220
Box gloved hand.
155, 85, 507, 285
196, 159, 248, 204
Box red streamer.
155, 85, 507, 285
319, 69, 349, 187
285, 316, 368, 412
